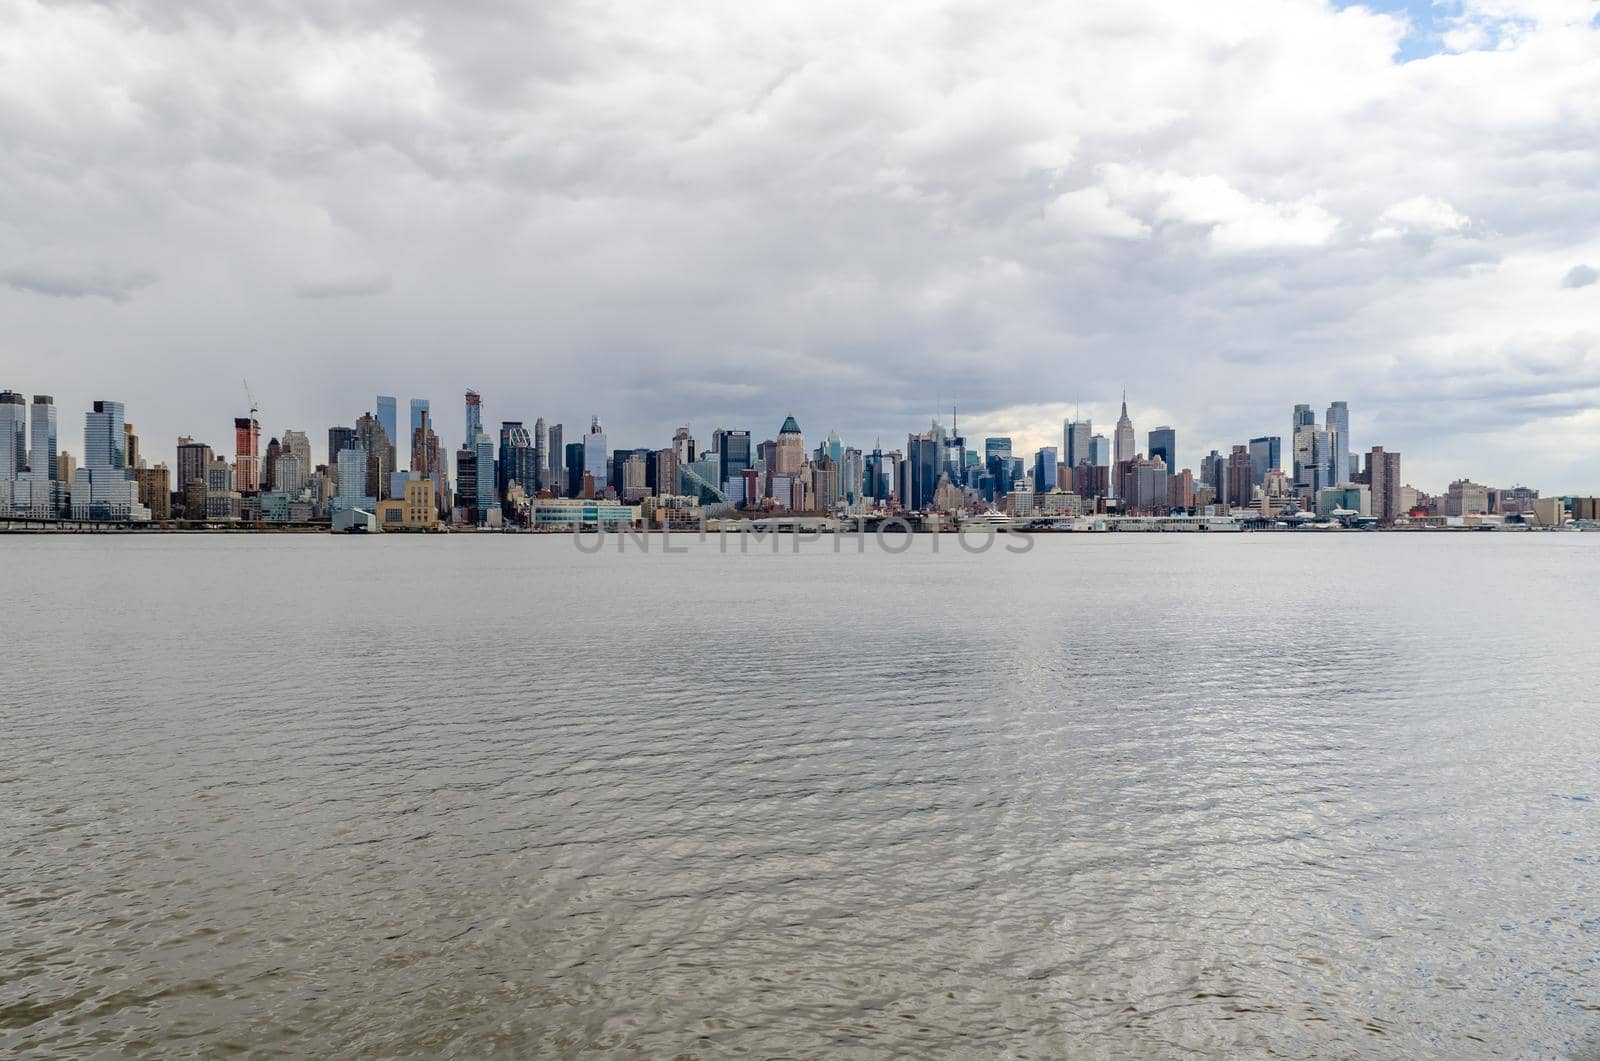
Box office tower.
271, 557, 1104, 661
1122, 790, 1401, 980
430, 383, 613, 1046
1148, 426, 1176, 471
262, 437, 281, 491
408, 399, 429, 462
1033, 447, 1058, 492
273, 453, 305, 496
124, 423, 140, 469
355, 412, 393, 499
1114, 392, 1135, 467
1168, 468, 1195, 511
548, 423, 564, 494
1064, 419, 1091, 472
464, 390, 482, 448
583, 417, 608, 490
1292, 403, 1315, 434
57, 451, 75, 486
714, 428, 752, 490
905, 430, 940, 511
376, 396, 397, 462
985, 437, 1011, 460
76, 400, 144, 520
1368, 446, 1402, 522
1089, 434, 1110, 467
532, 418, 547, 492
774, 415, 804, 476
28, 396, 58, 481
564, 441, 585, 498
0, 391, 25, 479
1226, 445, 1253, 508
473, 433, 496, 521
1326, 401, 1350, 486
1311, 429, 1334, 494
1248, 436, 1280, 485
234, 416, 260, 494
499, 421, 536, 501
813, 456, 840, 512
328, 425, 357, 468
455, 445, 477, 517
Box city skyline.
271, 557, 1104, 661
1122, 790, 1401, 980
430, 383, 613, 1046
2, 2, 1597, 494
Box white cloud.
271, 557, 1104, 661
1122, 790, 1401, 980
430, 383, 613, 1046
1044, 187, 1150, 240
1371, 195, 1472, 240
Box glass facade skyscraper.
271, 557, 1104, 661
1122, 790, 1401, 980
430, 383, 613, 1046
376, 396, 398, 458
1147, 427, 1175, 472
0, 390, 24, 478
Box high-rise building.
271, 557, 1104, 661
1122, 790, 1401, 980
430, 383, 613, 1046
261, 437, 281, 492
774, 415, 804, 476
1226, 445, 1254, 509
75, 400, 146, 520
1367, 446, 1402, 523
564, 441, 585, 498
1033, 447, 1057, 492
1089, 434, 1111, 467
1063, 419, 1091, 473
474, 433, 497, 521
464, 390, 482, 448
376, 396, 398, 465
1114, 393, 1135, 467
1147, 426, 1176, 472
28, 395, 58, 482
1248, 436, 1280, 485
985, 437, 1012, 460
532, 417, 547, 492
234, 416, 260, 494
124, 422, 140, 470
499, 421, 536, 503
714, 428, 752, 490
1326, 401, 1350, 487
672, 426, 696, 466
0, 390, 23, 479
280, 430, 312, 478
655, 447, 679, 498
328, 425, 357, 468
583, 417, 608, 491
333, 446, 374, 514
455, 445, 477, 518
408, 399, 429, 463
177, 437, 213, 498
57, 451, 75, 486
134, 465, 171, 520
355, 412, 393, 500
548, 424, 564, 495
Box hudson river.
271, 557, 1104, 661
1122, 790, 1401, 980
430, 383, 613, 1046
5, 533, 1598, 1056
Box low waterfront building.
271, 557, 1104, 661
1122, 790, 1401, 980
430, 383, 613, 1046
531, 497, 639, 529
376, 478, 436, 530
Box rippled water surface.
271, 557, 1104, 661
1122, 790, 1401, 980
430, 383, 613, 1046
4, 532, 1599, 1057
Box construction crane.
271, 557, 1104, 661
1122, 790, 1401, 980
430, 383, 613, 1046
242, 377, 259, 425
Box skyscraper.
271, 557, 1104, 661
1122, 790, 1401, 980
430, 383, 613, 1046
532, 417, 547, 492
177, 436, 212, 496
1064, 418, 1091, 472
474, 433, 497, 521
1248, 436, 1280, 485
76, 400, 145, 520
376, 395, 397, 457
1226, 444, 1254, 509
714, 428, 752, 490
774, 415, 804, 476
1113, 392, 1135, 467
0, 391, 25, 479
498, 421, 535, 501
1368, 446, 1402, 522
548, 423, 564, 495
464, 390, 482, 448
328, 425, 357, 468
280, 430, 312, 479
408, 399, 429, 462
1147, 426, 1176, 472
234, 416, 260, 494
1033, 446, 1058, 492
355, 412, 393, 499
1089, 434, 1111, 467
583, 417, 608, 491
1326, 401, 1350, 487
27, 395, 57, 483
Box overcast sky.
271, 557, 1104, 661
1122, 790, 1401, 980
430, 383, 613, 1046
2, 0, 1597, 491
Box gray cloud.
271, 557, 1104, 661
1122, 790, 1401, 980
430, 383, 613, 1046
1, 265, 157, 304
293, 274, 393, 299
0, 0, 1598, 492
1563, 265, 1598, 289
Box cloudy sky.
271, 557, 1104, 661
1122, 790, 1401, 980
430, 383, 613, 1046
2, 0, 1597, 491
